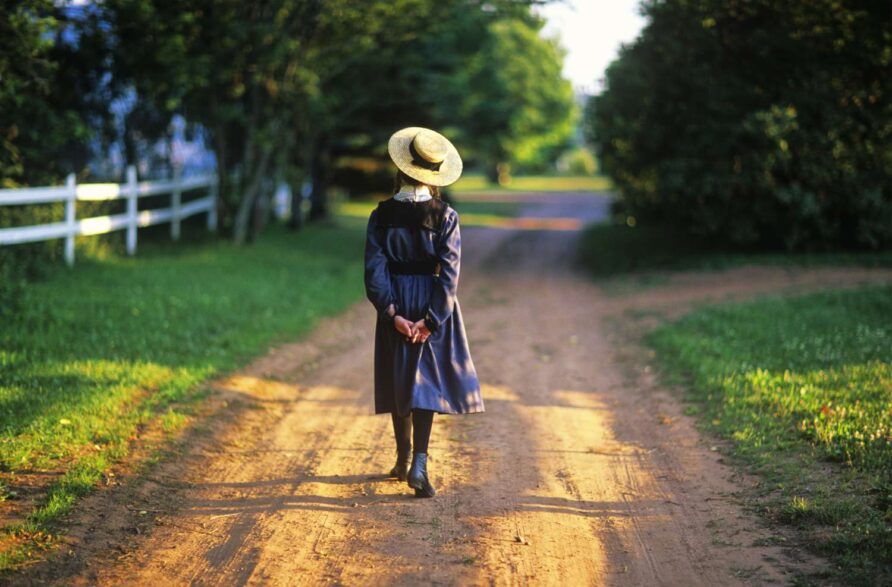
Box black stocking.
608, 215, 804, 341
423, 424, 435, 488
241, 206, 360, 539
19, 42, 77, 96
412, 409, 434, 454
391, 412, 411, 454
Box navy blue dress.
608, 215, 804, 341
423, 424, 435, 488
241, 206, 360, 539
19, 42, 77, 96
364, 197, 484, 416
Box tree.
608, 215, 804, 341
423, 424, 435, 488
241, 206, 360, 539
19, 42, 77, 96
288, 0, 442, 221
106, 1, 324, 243
0, 2, 116, 310
590, 0, 892, 250
1, 1, 111, 187
107, 0, 463, 236
447, 15, 575, 183
2, 0, 574, 243
293, 1, 572, 208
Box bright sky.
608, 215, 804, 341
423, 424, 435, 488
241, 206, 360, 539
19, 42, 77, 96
537, 0, 647, 95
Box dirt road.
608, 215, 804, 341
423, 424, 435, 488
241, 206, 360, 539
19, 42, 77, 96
23, 193, 892, 585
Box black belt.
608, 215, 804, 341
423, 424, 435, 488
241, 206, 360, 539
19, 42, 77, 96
388, 260, 439, 275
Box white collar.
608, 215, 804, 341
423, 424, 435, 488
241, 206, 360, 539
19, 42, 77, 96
394, 182, 432, 202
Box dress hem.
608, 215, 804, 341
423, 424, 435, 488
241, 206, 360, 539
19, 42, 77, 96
374, 407, 486, 416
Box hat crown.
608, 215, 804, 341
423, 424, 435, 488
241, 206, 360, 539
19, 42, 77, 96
412, 131, 448, 164
388, 126, 462, 187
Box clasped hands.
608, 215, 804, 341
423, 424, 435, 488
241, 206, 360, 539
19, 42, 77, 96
394, 315, 431, 344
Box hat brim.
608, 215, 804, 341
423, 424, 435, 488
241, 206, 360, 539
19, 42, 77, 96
388, 127, 463, 187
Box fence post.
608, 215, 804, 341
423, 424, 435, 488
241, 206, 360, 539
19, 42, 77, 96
171, 166, 182, 241
64, 173, 77, 267
207, 175, 219, 231
126, 165, 138, 255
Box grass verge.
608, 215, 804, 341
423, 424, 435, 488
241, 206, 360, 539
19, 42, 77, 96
0, 222, 365, 570
578, 222, 892, 279
451, 173, 611, 193
337, 197, 521, 227
648, 285, 892, 583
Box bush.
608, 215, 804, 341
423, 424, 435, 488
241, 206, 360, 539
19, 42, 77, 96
556, 147, 598, 176
1, 2, 110, 308
588, 0, 892, 251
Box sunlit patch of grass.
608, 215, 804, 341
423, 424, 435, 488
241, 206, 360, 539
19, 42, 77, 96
336, 197, 521, 227
450, 199, 521, 218
451, 173, 612, 193
338, 198, 582, 231
336, 200, 378, 219
650, 285, 892, 582
0, 222, 365, 571
782, 496, 814, 522
1, 360, 197, 471
159, 408, 190, 434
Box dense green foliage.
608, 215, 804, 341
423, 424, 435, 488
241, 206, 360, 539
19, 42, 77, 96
447, 17, 576, 180
650, 286, 892, 581
107, 0, 444, 239
556, 147, 598, 176
0, 223, 364, 569
1, 1, 573, 234
452, 173, 610, 194
577, 220, 892, 278
589, 0, 892, 251
0, 2, 113, 308
0, 1, 575, 307
0, 2, 105, 186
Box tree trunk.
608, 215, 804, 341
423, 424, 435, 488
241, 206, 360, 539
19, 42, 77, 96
123, 115, 139, 174
496, 162, 512, 186
213, 130, 232, 234
486, 162, 500, 184
249, 178, 272, 242
232, 148, 273, 244
232, 187, 255, 245
308, 137, 330, 222
289, 180, 304, 230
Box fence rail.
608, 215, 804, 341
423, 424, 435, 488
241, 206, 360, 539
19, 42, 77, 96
0, 165, 218, 266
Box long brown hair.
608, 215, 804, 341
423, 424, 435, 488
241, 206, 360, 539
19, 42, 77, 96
394, 170, 440, 198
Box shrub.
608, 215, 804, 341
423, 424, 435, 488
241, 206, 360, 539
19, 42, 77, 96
556, 146, 598, 176
588, 0, 892, 251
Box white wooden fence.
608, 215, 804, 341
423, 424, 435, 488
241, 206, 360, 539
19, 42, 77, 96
0, 165, 217, 266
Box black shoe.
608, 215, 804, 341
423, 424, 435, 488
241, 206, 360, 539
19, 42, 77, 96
407, 452, 436, 498
388, 449, 411, 481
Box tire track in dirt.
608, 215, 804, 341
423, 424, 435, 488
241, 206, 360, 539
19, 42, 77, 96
16, 192, 892, 586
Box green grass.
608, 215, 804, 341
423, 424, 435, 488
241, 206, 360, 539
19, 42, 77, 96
450, 199, 522, 218
579, 221, 892, 278
649, 285, 892, 583
451, 173, 611, 193
337, 197, 521, 227
0, 222, 365, 570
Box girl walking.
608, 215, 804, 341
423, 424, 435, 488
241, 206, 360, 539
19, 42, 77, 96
364, 127, 484, 498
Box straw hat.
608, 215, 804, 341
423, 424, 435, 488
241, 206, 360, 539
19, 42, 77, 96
388, 127, 463, 187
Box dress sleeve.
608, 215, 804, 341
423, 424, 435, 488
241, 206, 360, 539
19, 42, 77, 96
424, 209, 461, 333
364, 209, 397, 319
